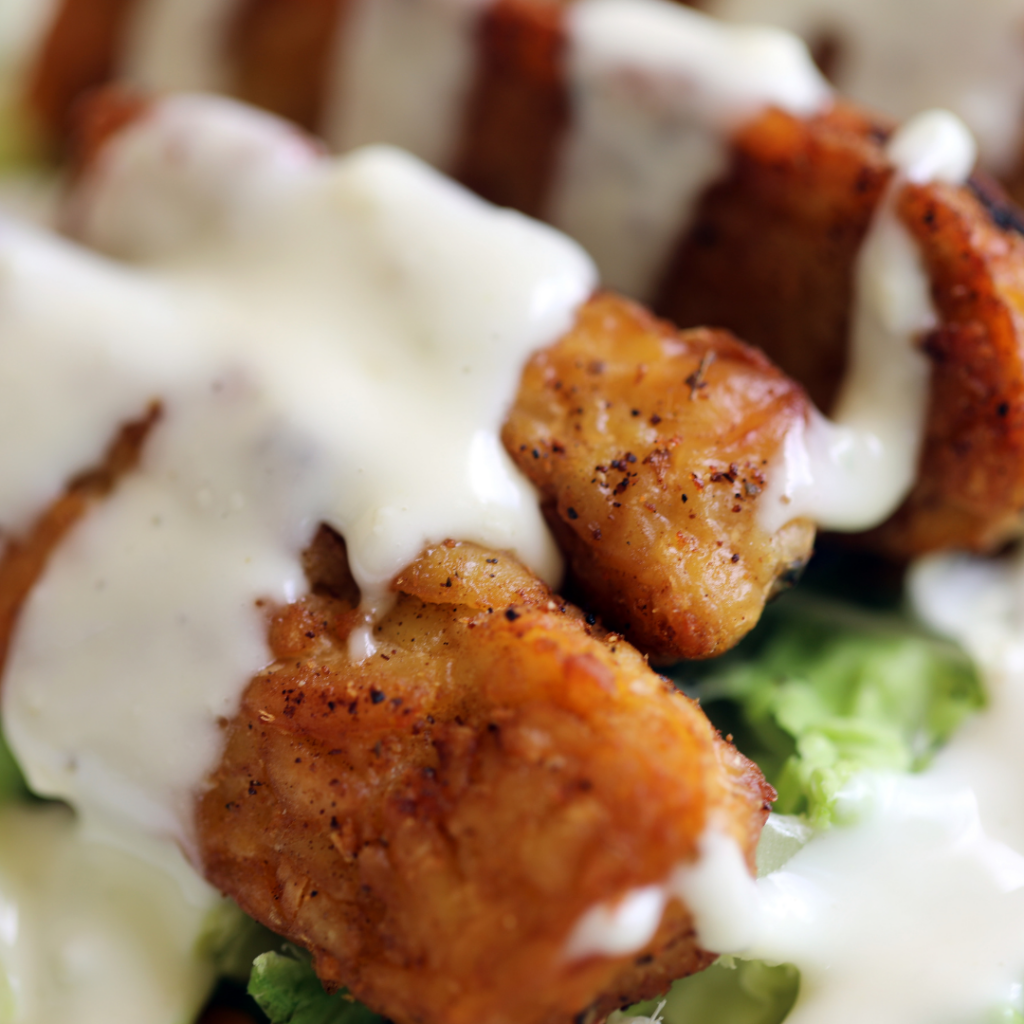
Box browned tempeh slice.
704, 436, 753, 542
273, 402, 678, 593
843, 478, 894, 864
504, 293, 814, 661
197, 535, 773, 1024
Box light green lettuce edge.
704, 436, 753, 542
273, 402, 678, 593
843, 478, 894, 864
680, 595, 985, 828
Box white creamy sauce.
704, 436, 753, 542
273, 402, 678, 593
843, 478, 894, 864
749, 772, 1024, 1024
119, 0, 243, 95
321, 0, 488, 170
0, 803, 219, 1024
713, 551, 1024, 1024
565, 829, 761, 960
708, 0, 1024, 175
548, 0, 830, 300
0, 94, 595, 1017
758, 109, 976, 533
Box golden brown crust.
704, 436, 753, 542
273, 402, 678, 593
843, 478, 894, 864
655, 102, 892, 415
31, 4, 1024, 557
197, 539, 772, 1024
503, 293, 815, 661
656, 101, 1024, 555
865, 179, 1024, 554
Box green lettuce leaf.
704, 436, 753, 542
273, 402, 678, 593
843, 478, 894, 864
616, 959, 798, 1024
682, 597, 984, 827
248, 949, 382, 1024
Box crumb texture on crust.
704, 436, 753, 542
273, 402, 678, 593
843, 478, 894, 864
504, 292, 815, 662
197, 536, 773, 1024
656, 102, 1024, 555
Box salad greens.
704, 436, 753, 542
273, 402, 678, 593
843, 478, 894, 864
603, 590, 986, 1024
249, 949, 383, 1024
616, 960, 798, 1024
679, 596, 984, 827
0, 545, 986, 1024
238, 587, 986, 1024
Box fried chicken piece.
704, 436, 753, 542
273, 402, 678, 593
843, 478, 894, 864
504, 293, 814, 662
61, 92, 814, 661
197, 532, 773, 1024
28, 2, 1024, 556
655, 101, 1024, 555
452, 0, 569, 220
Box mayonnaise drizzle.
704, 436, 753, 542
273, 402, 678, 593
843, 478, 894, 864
2, 94, 594, 865
0, 804, 219, 1024
758, 109, 976, 533
565, 829, 761, 960
321, 0, 489, 170
548, 0, 831, 300
707, 0, 1024, 176
717, 551, 1024, 1024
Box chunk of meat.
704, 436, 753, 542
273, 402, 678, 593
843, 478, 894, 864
60, 94, 815, 659
656, 102, 1024, 555
197, 534, 773, 1024
30, 3, 1024, 555
504, 293, 815, 661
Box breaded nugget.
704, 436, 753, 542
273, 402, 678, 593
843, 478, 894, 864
656, 103, 1024, 555
503, 293, 814, 662
197, 533, 772, 1024
28, 1, 1024, 556
60, 94, 814, 659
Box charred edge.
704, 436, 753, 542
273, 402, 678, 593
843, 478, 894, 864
968, 172, 1024, 238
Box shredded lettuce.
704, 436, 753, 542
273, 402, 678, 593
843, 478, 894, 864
617, 960, 798, 1024
248, 949, 382, 1024
680, 597, 984, 827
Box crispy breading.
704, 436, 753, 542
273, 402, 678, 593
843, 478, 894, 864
32, 0, 1024, 555
504, 293, 815, 662
868, 178, 1024, 553
57, 98, 815, 659
197, 534, 773, 1024
656, 102, 1024, 555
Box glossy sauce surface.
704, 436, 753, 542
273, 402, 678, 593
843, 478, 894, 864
0, 95, 595, 1021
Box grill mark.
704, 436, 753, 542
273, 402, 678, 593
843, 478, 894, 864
452, 0, 570, 219
26, 0, 142, 151
228, 0, 349, 133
